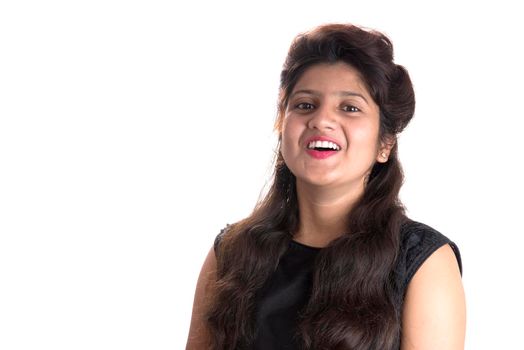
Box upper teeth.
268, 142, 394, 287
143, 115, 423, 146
307, 140, 340, 150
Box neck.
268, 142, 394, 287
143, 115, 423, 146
293, 179, 365, 248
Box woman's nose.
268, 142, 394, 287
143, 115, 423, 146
307, 104, 336, 131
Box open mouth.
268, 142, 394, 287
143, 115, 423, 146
307, 140, 341, 151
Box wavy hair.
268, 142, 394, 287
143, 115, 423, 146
207, 23, 416, 350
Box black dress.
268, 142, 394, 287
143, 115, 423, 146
214, 219, 462, 349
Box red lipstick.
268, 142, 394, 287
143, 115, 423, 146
304, 136, 342, 160
306, 149, 338, 159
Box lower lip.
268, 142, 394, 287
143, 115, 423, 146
306, 149, 339, 159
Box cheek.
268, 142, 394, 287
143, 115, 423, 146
281, 118, 300, 146
348, 122, 381, 153
280, 118, 304, 167
279, 120, 291, 156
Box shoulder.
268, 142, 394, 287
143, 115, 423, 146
397, 219, 462, 294
186, 244, 218, 349
398, 219, 466, 349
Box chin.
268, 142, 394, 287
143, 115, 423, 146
298, 175, 338, 188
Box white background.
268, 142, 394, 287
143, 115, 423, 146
1, 0, 523, 349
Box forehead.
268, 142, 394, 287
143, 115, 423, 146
292, 62, 371, 97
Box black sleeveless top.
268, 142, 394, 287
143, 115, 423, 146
214, 219, 462, 349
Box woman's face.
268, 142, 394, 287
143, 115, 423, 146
280, 62, 390, 190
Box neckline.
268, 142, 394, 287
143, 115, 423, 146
290, 239, 323, 251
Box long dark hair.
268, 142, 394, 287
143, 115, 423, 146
207, 23, 415, 349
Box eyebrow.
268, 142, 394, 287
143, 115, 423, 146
291, 89, 369, 104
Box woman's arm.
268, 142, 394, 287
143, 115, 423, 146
186, 247, 217, 350
401, 244, 466, 350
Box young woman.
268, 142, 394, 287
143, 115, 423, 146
186, 23, 466, 350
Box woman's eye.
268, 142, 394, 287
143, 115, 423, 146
342, 105, 360, 112
296, 102, 315, 110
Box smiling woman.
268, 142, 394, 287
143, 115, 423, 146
281, 63, 386, 203
186, 23, 465, 350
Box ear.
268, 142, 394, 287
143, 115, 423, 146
376, 134, 396, 163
